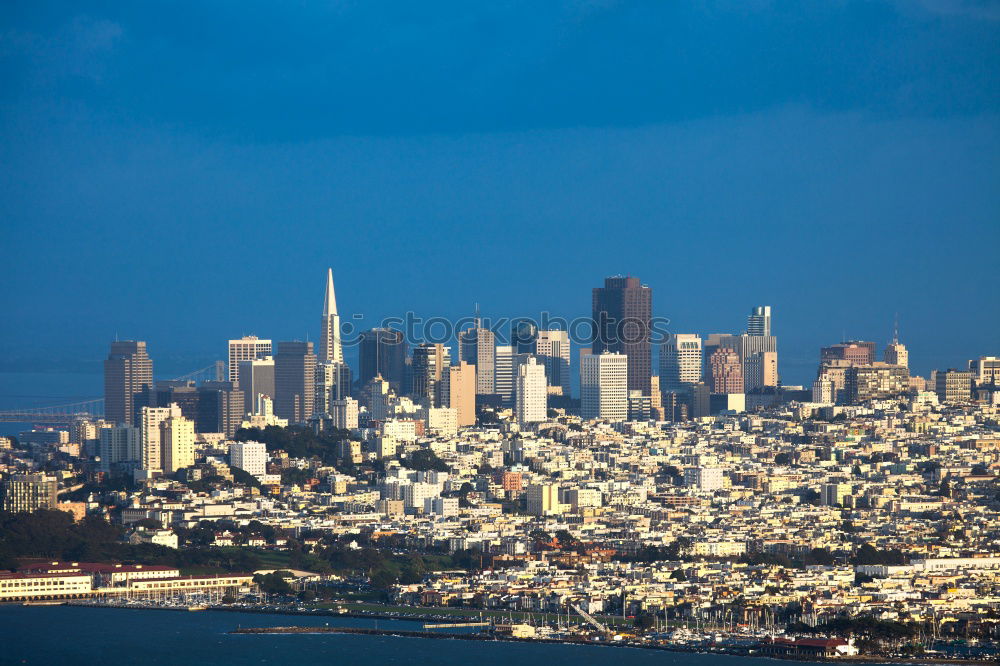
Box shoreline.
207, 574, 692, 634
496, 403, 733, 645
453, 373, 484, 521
27, 600, 992, 665
228, 625, 993, 665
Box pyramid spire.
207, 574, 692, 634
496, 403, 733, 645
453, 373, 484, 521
323, 267, 338, 317
319, 268, 343, 364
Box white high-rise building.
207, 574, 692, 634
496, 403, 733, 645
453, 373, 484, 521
424, 496, 459, 517
229, 441, 268, 478
884, 320, 908, 370
319, 268, 344, 364
426, 406, 458, 435
884, 342, 908, 369
315, 361, 351, 414
376, 436, 397, 459
139, 404, 183, 472
527, 483, 562, 516
580, 352, 628, 421
402, 482, 438, 510
659, 334, 702, 392
969, 356, 1000, 386
535, 330, 571, 396
459, 321, 496, 395
494, 345, 513, 405
364, 376, 392, 421
161, 415, 195, 474
684, 466, 724, 491
812, 377, 834, 404
98, 426, 140, 472
515, 356, 547, 426
330, 397, 359, 430
228, 336, 272, 387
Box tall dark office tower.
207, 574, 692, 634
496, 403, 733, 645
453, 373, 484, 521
592, 276, 652, 394
358, 328, 407, 392
197, 381, 245, 437
104, 340, 154, 427
274, 341, 316, 423
137, 380, 200, 422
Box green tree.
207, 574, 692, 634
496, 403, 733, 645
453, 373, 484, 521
253, 571, 293, 594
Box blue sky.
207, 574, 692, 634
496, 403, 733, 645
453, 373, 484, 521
1, 0, 998, 387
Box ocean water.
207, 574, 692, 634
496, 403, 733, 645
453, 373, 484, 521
0, 605, 826, 666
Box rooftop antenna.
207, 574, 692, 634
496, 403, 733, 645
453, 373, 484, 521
892, 312, 900, 345
474, 302, 481, 328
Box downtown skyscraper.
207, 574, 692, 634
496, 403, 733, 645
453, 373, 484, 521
592, 276, 652, 395
358, 328, 407, 392
747, 306, 772, 337
104, 340, 154, 427
659, 333, 703, 392
274, 341, 316, 423
318, 268, 343, 365
227, 336, 271, 387
580, 351, 628, 421
316, 268, 352, 414
459, 318, 496, 395
535, 330, 571, 396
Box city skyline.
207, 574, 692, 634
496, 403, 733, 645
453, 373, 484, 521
0, 266, 989, 393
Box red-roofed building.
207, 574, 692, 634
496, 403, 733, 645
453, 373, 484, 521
761, 637, 858, 658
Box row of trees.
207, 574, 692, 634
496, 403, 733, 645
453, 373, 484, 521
611, 537, 908, 569
0, 511, 271, 573
0, 510, 479, 598
233, 425, 354, 466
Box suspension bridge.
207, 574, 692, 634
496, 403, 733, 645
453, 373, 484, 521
0, 362, 224, 425
0, 398, 106, 424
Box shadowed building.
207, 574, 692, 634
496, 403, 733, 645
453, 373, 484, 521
592, 276, 652, 395
536, 330, 571, 397
358, 328, 407, 393
274, 341, 316, 423
409, 343, 450, 405
104, 340, 154, 427
238, 357, 275, 416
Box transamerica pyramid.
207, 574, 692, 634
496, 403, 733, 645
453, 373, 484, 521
319, 268, 343, 364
